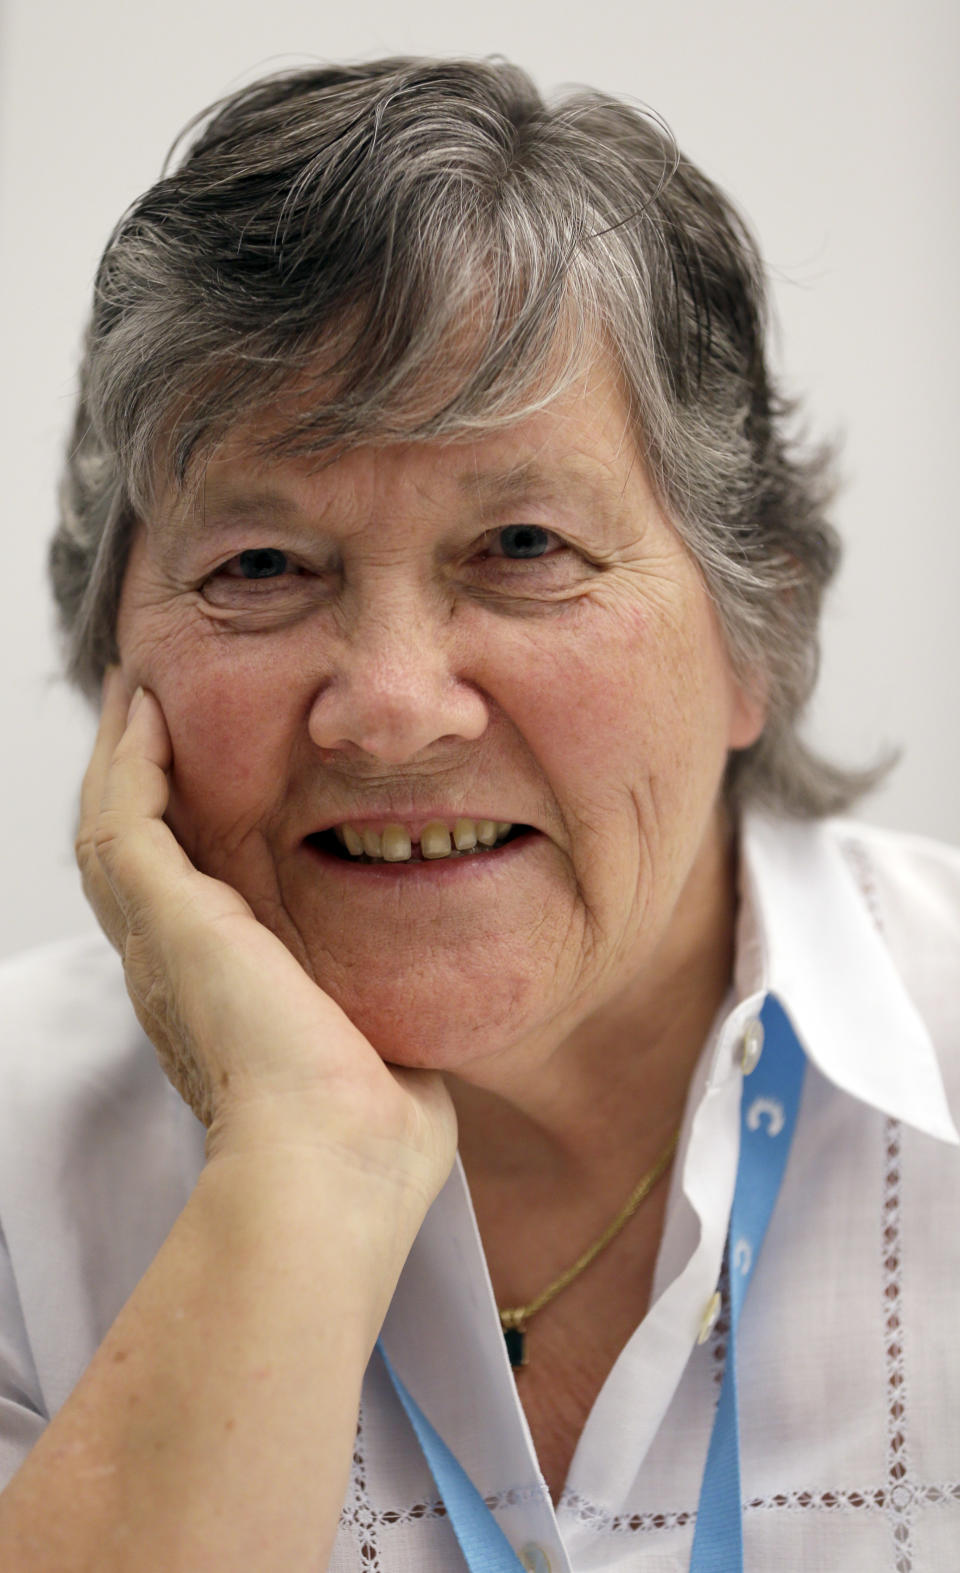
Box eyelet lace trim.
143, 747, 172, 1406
337, 833, 958, 1565
340, 1392, 544, 1565
557, 1113, 956, 1561
558, 840, 956, 1558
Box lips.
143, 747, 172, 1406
307, 816, 526, 864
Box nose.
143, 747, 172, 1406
306, 599, 490, 765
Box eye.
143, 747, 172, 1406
465, 522, 592, 600
488, 525, 560, 559
222, 548, 293, 579
200, 545, 319, 613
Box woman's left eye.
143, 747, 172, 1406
220, 548, 295, 579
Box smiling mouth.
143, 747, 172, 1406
307, 818, 529, 865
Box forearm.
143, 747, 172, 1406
0, 1147, 424, 1572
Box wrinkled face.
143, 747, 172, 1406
116, 358, 764, 1073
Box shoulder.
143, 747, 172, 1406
741, 809, 960, 968
828, 817, 960, 960
829, 814, 960, 895
0, 931, 204, 1247
0, 929, 124, 1021
0, 932, 135, 1087
0, 933, 179, 1132
0, 938, 205, 1418
829, 817, 960, 1100
742, 810, 960, 1122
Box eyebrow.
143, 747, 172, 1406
456, 460, 634, 547
456, 460, 618, 512
193, 484, 309, 526
155, 483, 312, 554
159, 456, 627, 548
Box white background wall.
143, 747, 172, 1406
1, 0, 957, 959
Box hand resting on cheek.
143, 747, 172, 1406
75, 667, 457, 1193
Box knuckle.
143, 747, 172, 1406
89, 809, 128, 870
75, 817, 113, 887
73, 824, 94, 874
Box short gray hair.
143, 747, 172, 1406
50, 55, 887, 816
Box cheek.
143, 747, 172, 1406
119, 614, 299, 840
166, 673, 283, 814
508, 597, 718, 761
501, 594, 741, 845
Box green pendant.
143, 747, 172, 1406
504, 1324, 527, 1368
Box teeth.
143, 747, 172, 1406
381, 824, 412, 862
453, 817, 477, 851
332, 816, 516, 863
420, 821, 453, 860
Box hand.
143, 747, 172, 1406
76, 670, 457, 1199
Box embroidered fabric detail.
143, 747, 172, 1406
559, 1109, 960, 1562
839, 833, 886, 935
331, 831, 959, 1564
561, 1477, 960, 1537
340, 1399, 546, 1564
882, 1117, 912, 1572
482, 1483, 550, 1510
745, 1484, 960, 1512
559, 1490, 696, 1533
339, 1399, 450, 1573
713, 1114, 950, 1568
709, 1254, 731, 1391
917, 1484, 960, 1506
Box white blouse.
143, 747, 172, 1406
0, 811, 958, 1571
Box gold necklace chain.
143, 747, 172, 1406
498, 1128, 680, 1368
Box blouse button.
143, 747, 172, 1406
739, 1017, 765, 1075
696, 1289, 722, 1345
519, 1544, 552, 1573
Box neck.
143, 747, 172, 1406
446, 808, 739, 1222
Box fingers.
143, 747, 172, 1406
78, 666, 134, 839
98, 682, 173, 829
77, 668, 134, 952
76, 667, 185, 954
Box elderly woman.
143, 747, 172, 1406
0, 55, 957, 1573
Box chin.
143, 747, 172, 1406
316, 972, 533, 1075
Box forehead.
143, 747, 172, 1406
163, 356, 647, 536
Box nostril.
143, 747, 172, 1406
305, 666, 490, 762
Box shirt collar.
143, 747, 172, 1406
737, 809, 958, 1144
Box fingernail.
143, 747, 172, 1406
127, 686, 145, 724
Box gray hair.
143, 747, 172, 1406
51, 55, 888, 816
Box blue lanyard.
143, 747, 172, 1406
378, 991, 806, 1573
380, 1344, 527, 1571
688, 992, 806, 1570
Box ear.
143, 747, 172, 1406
727, 672, 768, 751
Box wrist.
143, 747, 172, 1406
195, 1140, 432, 1345
204, 1077, 457, 1214
204, 1095, 445, 1228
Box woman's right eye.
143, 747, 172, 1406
200, 547, 318, 613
